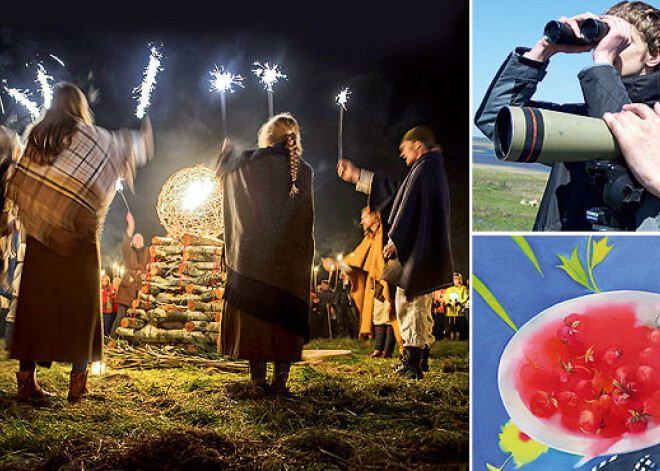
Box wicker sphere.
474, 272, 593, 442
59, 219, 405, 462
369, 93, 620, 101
157, 165, 224, 239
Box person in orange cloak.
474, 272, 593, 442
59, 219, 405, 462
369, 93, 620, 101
344, 207, 403, 356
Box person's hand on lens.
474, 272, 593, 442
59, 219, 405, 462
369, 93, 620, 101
603, 103, 660, 198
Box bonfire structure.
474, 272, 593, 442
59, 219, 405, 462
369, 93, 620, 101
115, 165, 225, 346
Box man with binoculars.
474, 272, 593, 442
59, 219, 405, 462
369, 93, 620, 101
475, 1, 660, 231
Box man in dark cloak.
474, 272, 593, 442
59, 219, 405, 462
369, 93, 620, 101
337, 126, 453, 378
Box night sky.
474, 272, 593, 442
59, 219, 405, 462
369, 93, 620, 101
0, 3, 469, 280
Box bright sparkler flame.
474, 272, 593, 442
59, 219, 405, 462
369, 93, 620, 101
182, 178, 214, 211
115, 178, 124, 192
210, 66, 244, 94
6, 87, 40, 121
134, 46, 163, 119
252, 62, 287, 92
36, 63, 53, 109
49, 54, 66, 67
335, 88, 350, 110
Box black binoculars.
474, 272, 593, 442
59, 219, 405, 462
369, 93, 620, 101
544, 18, 609, 45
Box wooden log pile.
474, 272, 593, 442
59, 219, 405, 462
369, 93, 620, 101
115, 234, 225, 346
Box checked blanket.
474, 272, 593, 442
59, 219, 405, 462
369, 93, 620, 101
6, 123, 149, 256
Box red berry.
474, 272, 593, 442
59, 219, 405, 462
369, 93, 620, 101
634, 365, 659, 393
603, 347, 624, 369
644, 390, 660, 418
557, 391, 580, 412
529, 391, 558, 418
579, 409, 602, 434
575, 380, 596, 401
612, 388, 632, 407
649, 329, 660, 345
564, 314, 581, 328
626, 412, 649, 434
593, 371, 614, 394
614, 366, 633, 385
640, 346, 660, 363
557, 325, 571, 342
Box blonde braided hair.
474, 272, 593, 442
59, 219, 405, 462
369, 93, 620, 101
257, 113, 303, 198
286, 132, 301, 196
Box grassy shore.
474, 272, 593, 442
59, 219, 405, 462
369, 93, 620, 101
0, 337, 468, 470
473, 164, 549, 231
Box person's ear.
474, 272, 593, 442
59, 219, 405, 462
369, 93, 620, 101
646, 51, 660, 69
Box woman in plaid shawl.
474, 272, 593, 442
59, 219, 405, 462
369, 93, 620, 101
5, 83, 153, 402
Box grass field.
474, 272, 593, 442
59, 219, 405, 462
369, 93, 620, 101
473, 165, 549, 231
0, 338, 468, 470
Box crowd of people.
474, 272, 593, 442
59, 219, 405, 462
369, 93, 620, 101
0, 79, 459, 402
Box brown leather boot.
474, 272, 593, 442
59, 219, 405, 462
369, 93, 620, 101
68, 372, 89, 402
16, 370, 55, 401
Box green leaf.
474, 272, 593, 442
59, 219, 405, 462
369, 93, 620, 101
486, 464, 501, 471
591, 237, 613, 268
511, 236, 544, 277
473, 275, 517, 332
557, 246, 593, 291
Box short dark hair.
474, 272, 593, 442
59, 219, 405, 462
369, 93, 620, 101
401, 126, 442, 152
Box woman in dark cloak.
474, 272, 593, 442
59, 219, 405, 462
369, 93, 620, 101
216, 113, 314, 393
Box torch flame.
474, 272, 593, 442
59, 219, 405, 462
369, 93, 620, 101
134, 46, 163, 119
210, 66, 245, 94
252, 62, 287, 92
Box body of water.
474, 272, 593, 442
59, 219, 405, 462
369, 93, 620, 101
473, 138, 550, 173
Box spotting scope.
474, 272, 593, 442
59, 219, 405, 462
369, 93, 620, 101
493, 106, 621, 164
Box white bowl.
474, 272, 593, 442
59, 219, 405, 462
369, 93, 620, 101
499, 290, 660, 458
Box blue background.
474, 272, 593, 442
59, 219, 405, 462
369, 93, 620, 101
473, 235, 660, 469
473, 1, 634, 138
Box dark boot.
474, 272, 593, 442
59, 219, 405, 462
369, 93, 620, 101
393, 348, 409, 373
16, 370, 55, 401
395, 347, 424, 379
248, 361, 269, 392
421, 347, 431, 372
369, 325, 386, 358
68, 372, 89, 402
271, 362, 292, 394
382, 325, 396, 358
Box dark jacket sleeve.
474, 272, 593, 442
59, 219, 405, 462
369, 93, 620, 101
369, 172, 407, 230
578, 64, 631, 117
474, 47, 585, 140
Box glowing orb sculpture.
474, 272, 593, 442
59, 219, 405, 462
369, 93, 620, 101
157, 165, 224, 239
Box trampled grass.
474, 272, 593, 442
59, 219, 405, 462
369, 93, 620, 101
0, 337, 468, 470
473, 165, 549, 231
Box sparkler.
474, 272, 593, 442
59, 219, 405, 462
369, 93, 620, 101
209, 65, 245, 139
5, 87, 40, 121
36, 63, 53, 109
134, 46, 163, 119
115, 178, 130, 212
49, 54, 66, 67
252, 62, 287, 118
335, 88, 350, 160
